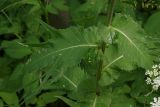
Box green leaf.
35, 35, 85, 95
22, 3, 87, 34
0, 57, 12, 78
144, 11, 160, 36
115, 0, 135, 17
99, 68, 119, 86
60, 88, 135, 107
0, 99, 3, 107
1, 40, 32, 59
24, 26, 109, 73
22, 71, 39, 104
41, 66, 87, 92
46, 0, 68, 14
130, 70, 152, 104
23, 0, 39, 5
1, 64, 24, 92
70, 77, 97, 100
0, 92, 19, 107
70, 0, 107, 25
58, 67, 86, 91
105, 14, 153, 70
56, 96, 78, 107
36, 91, 65, 107
144, 12, 160, 57
0, 18, 21, 35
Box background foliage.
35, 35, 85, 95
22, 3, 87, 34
0, 0, 160, 107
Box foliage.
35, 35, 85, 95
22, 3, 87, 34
0, 0, 160, 107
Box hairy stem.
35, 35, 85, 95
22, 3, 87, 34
106, 0, 116, 26
95, 41, 106, 96
95, 0, 116, 96
96, 58, 103, 96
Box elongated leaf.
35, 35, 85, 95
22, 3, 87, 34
1, 40, 32, 59
58, 67, 86, 90
24, 26, 109, 72
0, 92, 19, 107
144, 11, 160, 36
105, 14, 153, 70
41, 67, 87, 91
60, 87, 135, 107
22, 26, 109, 103
0, 64, 24, 92
36, 91, 65, 107
0, 99, 3, 107
144, 11, 160, 57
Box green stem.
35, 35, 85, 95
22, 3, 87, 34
95, 0, 116, 95
96, 57, 103, 96
106, 0, 116, 26
95, 41, 106, 96
38, 0, 49, 23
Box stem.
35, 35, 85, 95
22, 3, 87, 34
95, 41, 106, 96
96, 58, 103, 96
44, 10, 49, 24
106, 0, 116, 26
95, 0, 116, 96
38, 0, 49, 23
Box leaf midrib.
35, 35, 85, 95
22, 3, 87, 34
26, 44, 97, 68
111, 26, 143, 54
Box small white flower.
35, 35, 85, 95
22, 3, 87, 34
149, 71, 154, 77
152, 65, 158, 69
145, 70, 150, 75
153, 85, 159, 91
153, 69, 159, 77
159, 71, 160, 75
146, 77, 152, 84
154, 76, 160, 83
150, 97, 160, 107
145, 70, 153, 77
152, 76, 160, 91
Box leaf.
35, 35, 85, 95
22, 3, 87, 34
22, 71, 39, 104
70, 0, 107, 26
36, 91, 65, 107
105, 14, 153, 70
56, 96, 78, 107
0, 0, 39, 11
24, 26, 109, 73
42, 67, 87, 92
0, 92, 19, 107
59, 67, 86, 90
0, 99, 3, 107
60, 87, 135, 107
143, 12, 160, 57
144, 11, 160, 36
0, 57, 12, 78
1, 40, 32, 59
46, 0, 68, 14
69, 77, 97, 100
0, 17, 21, 35
0, 64, 24, 92
99, 68, 119, 86
23, 0, 39, 5
115, 0, 135, 17
130, 70, 153, 104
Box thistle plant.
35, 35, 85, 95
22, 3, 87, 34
0, 0, 160, 107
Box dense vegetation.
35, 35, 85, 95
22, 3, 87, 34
0, 0, 160, 107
